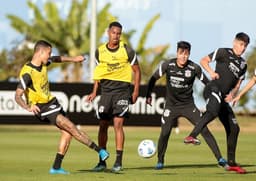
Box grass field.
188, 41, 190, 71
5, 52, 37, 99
0, 116, 256, 181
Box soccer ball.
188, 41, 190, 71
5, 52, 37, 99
137, 139, 156, 158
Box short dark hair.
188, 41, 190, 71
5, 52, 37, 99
34, 40, 52, 52
177, 41, 191, 52
235, 32, 250, 45
109, 21, 122, 29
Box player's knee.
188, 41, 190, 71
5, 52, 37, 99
202, 110, 218, 121
232, 124, 240, 134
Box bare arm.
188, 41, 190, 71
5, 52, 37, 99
15, 88, 40, 114
50, 55, 85, 63
86, 80, 99, 102
233, 76, 256, 105
225, 79, 243, 102
200, 55, 219, 80
131, 64, 141, 104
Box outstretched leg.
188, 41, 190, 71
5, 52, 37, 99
55, 114, 109, 160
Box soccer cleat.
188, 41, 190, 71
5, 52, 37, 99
155, 162, 164, 170
99, 149, 109, 161
111, 164, 122, 173
92, 162, 107, 172
184, 136, 201, 145
226, 165, 246, 174
218, 158, 229, 168
49, 168, 69, 174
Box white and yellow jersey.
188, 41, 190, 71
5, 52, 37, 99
93, 41, 138, 83
18, 62, 54, 105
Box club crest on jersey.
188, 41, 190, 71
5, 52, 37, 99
185, 70, 191, 77
240, 61, 246, 69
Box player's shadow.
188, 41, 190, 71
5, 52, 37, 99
128, 163, 255, 169
125, 163, 256, 174
75, 164, 256, 175
76, 168, 125, 174
126, 163, 219, 170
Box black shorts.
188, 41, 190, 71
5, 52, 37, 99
96, 91, 131, 120
161, 102, 201, 126
35, 98, 66, 125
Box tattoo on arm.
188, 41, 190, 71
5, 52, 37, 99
15, 90, 30, 110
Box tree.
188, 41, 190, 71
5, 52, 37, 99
7, 0, 116, 82
5, 0, 170, 83
0, 41, 33, 81
122, 14, 170, 84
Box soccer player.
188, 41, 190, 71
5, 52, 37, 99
86, 21, 141, 173
146, 41, 227, 170
15, 40, 109, 174
184, 32, 250, 174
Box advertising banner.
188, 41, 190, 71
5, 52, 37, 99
0, 82, 165, 126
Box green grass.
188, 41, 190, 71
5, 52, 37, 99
0, 119, 255, 181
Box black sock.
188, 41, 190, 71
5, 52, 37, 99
89, 142, 101, 152
115, 150, 123, 166
52, 153, 64, 169
228, 160, 237, 166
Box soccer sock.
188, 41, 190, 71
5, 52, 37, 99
89, 142, 101, 152
228, 160, 236, 166
227, 151, 236, 166
99, 147, 107, 165
115, 150, 123, 166
52, 153, 64, 169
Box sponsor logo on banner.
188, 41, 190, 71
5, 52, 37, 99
0, 91, 164, 116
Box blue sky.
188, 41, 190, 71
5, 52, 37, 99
1, 0, 255, 109
1, 0, 255, 62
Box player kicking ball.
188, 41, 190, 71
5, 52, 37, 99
15, 40, 109, 174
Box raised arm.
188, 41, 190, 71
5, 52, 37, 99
50, 55, 86, 63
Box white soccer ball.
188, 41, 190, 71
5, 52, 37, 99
137, 139, 156, 158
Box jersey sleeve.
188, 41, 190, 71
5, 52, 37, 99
208, 48, 226, 62
152, 61, 168, 79
17, 73, 32, 90
146, 60, 168, 98
194, 63, 209, 85
124, 44, 138, 65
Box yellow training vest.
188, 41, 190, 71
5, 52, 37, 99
19, 63, 54, 105
93, 42, 132, 83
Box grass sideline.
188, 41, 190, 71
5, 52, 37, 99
0, 116, 256, 181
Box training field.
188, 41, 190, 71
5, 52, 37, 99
0, 116, 256, 181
